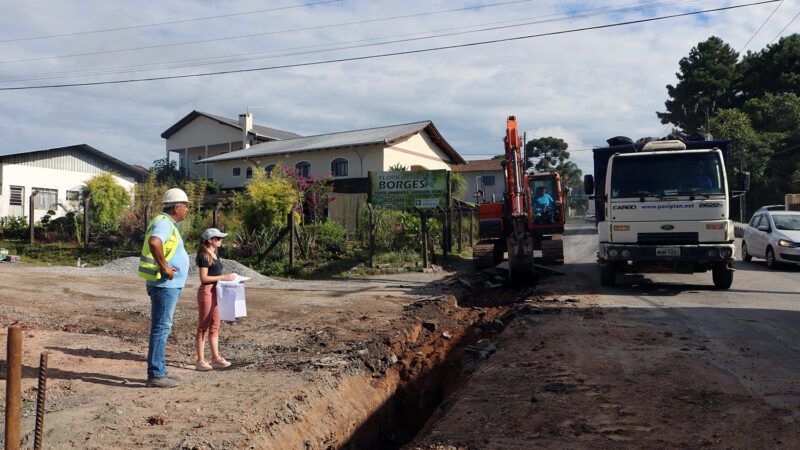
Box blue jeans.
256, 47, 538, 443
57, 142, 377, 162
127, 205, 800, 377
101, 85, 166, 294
146, 286, 182, 378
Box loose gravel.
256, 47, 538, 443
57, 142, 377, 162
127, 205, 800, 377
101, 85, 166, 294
29, 256, 292, 288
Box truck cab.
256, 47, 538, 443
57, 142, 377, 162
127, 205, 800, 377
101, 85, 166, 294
585, 140, 738, 289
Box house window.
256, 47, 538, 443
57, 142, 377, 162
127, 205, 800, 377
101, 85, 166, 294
482, 176, 496, 186
295, 161, 311, 177
233, 167, 242, 177
66, 190, 80, 203
265, 164, 276, 175
9, 186, 23, 206
33, 188, 58, 210
331, 158, 348, 177
246, 167, 253, 179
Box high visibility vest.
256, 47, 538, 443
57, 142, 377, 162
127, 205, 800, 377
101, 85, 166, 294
138, 213, 180, 281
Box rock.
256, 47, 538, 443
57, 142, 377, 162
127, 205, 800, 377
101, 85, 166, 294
422, 321, 438, 332
148, 414, 168, 425
442, 332, 452, 340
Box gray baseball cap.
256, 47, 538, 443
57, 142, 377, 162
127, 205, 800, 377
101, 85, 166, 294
201, 228, 228, 241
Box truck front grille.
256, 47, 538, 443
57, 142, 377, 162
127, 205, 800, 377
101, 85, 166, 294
637, 232, 699, 245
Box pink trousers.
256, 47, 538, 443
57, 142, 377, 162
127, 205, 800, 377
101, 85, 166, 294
196, 283, 221, 337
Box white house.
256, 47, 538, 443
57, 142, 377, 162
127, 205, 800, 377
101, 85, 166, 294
0, 144, 147, 221
194, 120, 465, 188
161, 110, 301, 180
452, 159, 505, 203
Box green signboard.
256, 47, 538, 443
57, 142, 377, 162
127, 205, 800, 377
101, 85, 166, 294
371, 170, 449, 209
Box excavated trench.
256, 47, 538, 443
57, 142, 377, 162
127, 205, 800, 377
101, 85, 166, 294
335, 281, 530, 449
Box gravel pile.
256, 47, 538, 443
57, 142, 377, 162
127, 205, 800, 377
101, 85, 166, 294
97, 257, 281, 287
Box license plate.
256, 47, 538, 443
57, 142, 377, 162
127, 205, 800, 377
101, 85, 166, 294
656, 247, 681, 256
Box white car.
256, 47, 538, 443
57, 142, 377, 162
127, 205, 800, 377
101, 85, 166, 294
742, 208, 800, 268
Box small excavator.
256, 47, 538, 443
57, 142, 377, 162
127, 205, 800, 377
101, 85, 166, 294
473, 115, 565, 283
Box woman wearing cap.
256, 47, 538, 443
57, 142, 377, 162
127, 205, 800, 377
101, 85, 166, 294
194, 228, 236, 371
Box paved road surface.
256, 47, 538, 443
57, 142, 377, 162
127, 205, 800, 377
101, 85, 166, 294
409, 220, 800, 448
562, 220, 800, 414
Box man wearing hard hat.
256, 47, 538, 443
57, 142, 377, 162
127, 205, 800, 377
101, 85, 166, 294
138, 188, 191, 388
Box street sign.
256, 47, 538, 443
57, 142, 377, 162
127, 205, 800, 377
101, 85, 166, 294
370, 169, 448, 209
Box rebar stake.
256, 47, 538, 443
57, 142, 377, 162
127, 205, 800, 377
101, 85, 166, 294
33, 352, 49, 450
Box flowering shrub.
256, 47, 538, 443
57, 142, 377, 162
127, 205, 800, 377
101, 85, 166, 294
280, 166, 335, 223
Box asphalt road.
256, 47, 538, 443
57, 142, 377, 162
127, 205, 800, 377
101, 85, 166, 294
561, 219, 800, 416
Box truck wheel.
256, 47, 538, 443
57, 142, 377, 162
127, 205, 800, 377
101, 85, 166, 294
741, 241, 752, 262
712, 264, 733, 290
599, 263, 616, 287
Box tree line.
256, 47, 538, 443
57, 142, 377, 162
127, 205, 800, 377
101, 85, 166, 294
493, 33, 800, 213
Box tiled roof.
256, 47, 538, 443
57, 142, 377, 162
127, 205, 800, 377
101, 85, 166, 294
197, 120, 465, 164
451, 159, 503, 172
160, 110, 301, 140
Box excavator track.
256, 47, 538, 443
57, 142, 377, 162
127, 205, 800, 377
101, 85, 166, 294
473, 240, 497, 271
540, 236, 564, 265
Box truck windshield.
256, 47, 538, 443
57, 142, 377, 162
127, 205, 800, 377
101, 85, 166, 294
610, 152, 724, 199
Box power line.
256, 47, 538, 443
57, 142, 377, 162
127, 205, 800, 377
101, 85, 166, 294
0, 0, 703, 83
739, 0, 783, 53
0, 0, 343, 44
0, 0, 536, 64
0, 0, 777, 92
768, 8, 800, 43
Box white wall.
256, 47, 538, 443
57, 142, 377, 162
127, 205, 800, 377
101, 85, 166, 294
383, 132, 453, 171
166, 116, 243, 151
204, 145, 385, 188
0, 163, 135, 221
459, 170, 505, 203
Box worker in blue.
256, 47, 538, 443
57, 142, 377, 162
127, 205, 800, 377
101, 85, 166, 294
534, 186, 555, 224
138, 188, 191, 388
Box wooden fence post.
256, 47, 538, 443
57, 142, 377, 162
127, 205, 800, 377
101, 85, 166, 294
438, 207, 448, 261
212, 204, 220, 229
288, 211, 296, 268
83, 196, 91, 248
457, 206, 463, 254
417, 208, 429, 269
143, 204, 150, 231
29, 192, 36, 244
368, 203, 376, 269
469, 207, 475, 246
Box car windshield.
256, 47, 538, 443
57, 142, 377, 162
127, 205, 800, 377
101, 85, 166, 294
610, 152, 725, 198
772, 214, 800, 231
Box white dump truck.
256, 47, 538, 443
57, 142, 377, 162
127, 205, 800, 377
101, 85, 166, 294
584, 138, 749, 289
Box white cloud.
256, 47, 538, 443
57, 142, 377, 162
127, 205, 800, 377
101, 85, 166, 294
0, 0, 792, 174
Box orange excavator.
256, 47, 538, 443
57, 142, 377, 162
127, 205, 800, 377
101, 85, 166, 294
473, 115, 565, 283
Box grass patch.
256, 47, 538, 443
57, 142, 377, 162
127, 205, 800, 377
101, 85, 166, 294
0, 398, 35, 414
0, 240, 132, 267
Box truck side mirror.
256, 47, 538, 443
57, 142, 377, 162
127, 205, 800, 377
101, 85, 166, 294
740, 171, 751, 192
584, 175, 594, 195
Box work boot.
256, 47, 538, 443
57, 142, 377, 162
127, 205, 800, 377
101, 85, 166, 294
165, 371, 182, 382
146, 376, 178, 388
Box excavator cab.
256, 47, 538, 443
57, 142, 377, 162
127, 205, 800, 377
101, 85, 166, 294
528, 172, 565, 234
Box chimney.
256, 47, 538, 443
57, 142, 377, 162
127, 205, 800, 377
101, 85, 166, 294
239, 113, 253, 149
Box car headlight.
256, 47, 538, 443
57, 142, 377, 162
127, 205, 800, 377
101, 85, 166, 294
778, 239, 795, 247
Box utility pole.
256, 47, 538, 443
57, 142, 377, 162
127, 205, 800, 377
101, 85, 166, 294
739, 141, 746, 222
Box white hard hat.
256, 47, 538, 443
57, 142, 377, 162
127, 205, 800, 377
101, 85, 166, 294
162, 188, 189, 204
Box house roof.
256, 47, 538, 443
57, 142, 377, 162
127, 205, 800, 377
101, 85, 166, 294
160, 110, 302, 140
196, 120, 466, 165
0, 144, 150, 181
451, 159, 503, 172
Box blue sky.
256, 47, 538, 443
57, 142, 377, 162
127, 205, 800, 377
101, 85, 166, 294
0, 0, 793, 174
